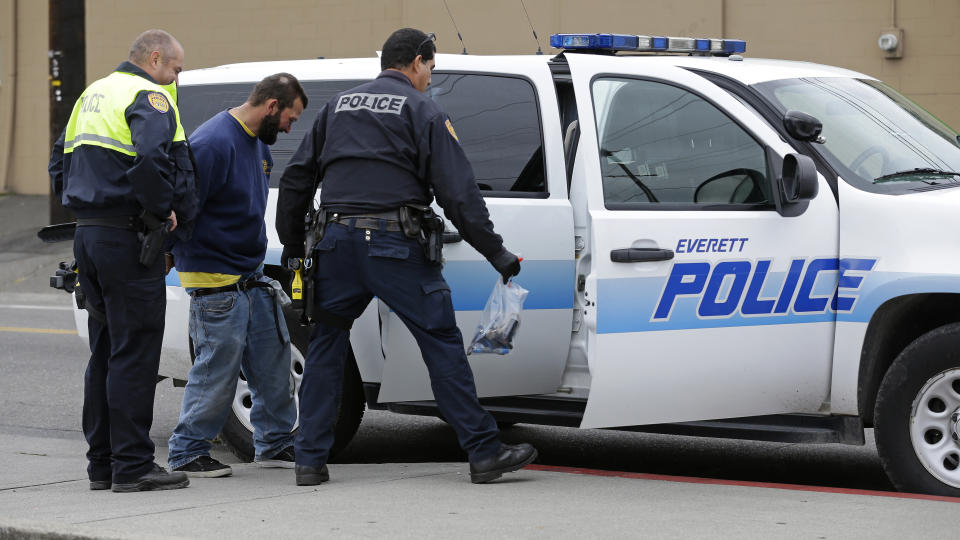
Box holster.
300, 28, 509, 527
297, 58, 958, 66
399, 205, 426, 239
419, 208, 444, 266
138, 211, 171, 267
298, 207, 327, 324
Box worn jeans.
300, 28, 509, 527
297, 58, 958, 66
168, 278, 296, 468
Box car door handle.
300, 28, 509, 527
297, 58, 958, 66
610, 248, 674, 263
442, 231, 462, 243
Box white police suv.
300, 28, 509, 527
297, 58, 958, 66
72, 32, 960, 496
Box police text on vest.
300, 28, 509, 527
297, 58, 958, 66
336, 93, 407, 115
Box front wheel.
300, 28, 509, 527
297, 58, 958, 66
874, 323, 960, 496
197, 306, 365, 462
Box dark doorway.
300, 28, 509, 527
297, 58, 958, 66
48, 0, 84, 224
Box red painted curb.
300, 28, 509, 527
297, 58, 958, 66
525, 464, 960, 503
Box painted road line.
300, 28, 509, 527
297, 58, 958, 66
526, 464, 960, 504
0, 327, 77, 335
0, 304, 73, 311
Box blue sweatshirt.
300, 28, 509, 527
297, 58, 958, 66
172, 111, 273, 277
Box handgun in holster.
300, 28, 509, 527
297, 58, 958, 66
138, 211, 172, 267
288, 207, 328, 324
400, 205, 444, 265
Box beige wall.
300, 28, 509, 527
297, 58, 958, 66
2, 0, 958, 194
0, 0, 49, 195
0, 0, 15, 194
83, 0, 725, 77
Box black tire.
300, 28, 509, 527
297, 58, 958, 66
874, 322, 960, 496
191, 305, 365, 462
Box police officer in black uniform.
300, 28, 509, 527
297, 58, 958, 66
277, 28, 537, 485
49, 29, 197, 492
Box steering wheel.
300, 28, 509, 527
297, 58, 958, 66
849, 145, 891, 177
694, 168, 767, 204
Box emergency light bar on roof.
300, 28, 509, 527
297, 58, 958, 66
549, 33, 746, 56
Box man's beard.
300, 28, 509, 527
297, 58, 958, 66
258, 111, 281, 145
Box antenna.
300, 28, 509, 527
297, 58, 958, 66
520, 0, 543, 54
442, 0, 468, 54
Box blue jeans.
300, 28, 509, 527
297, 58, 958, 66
168, 278, 296, 468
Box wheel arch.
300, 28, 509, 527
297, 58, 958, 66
858, 293, 960, 425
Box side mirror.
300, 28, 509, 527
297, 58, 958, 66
783, 111, 823, 143
780, 153, 818, 203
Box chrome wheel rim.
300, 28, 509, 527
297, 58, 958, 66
909, 367, 960, 489
232, 345, 304, 433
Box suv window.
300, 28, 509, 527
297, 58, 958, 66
178, 80, 366, 187
592, 77, 771, 209
428, 73, 546, 195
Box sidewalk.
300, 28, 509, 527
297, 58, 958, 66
0, 195, 73, 295
2, 429, 960, 540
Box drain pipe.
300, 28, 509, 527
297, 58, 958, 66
0, 0, 18, 193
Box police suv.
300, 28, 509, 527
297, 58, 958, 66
71, 33, 960, 496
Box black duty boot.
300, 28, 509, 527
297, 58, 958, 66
469, 443, 538, 484
295, 464, 330, 486
89, 479, 111, 491
111, 464, 190, 493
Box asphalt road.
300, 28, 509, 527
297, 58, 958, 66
0, 294, 893, 493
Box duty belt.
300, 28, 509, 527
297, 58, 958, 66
76, 216, 144, 231
326, 210, 402, 232
190, 277, 273, 297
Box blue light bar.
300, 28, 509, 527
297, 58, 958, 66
723, 39, 747, 54
549, 33, 746, 55
549, 33, 640, 50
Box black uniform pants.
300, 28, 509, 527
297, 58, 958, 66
74, 226, 166, 483
295, 220, 502, 468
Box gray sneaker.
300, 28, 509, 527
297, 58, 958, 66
173, 455, 233, 478
256, 446, 295, 468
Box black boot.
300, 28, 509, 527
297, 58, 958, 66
295, 464, 330, 486
89, 479, 111, 491
469, 443, 538, 484
111, 464, 189, 493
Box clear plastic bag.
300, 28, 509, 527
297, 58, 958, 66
468, 279, 529, 355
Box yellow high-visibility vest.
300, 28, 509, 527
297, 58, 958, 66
63, 71, 185, 157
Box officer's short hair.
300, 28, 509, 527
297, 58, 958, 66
129, 29, 180, 64
248, 73, 309, 111
381, 28, 436, 71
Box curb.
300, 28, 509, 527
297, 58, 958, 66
0, 519, 178, 540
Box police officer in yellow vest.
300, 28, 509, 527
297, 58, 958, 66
49, 29, 197, 493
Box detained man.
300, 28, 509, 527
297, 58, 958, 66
167, 73, 308, 477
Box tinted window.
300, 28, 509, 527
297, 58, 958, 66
428, 73, 545, 194
178, 80, 366, 187
592, 78, 770, 208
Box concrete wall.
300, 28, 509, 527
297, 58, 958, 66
0, 0, 49, 195
83, 0, 724, 77
2, 0, 958, 195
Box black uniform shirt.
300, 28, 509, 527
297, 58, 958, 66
277, 70, 506, 262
